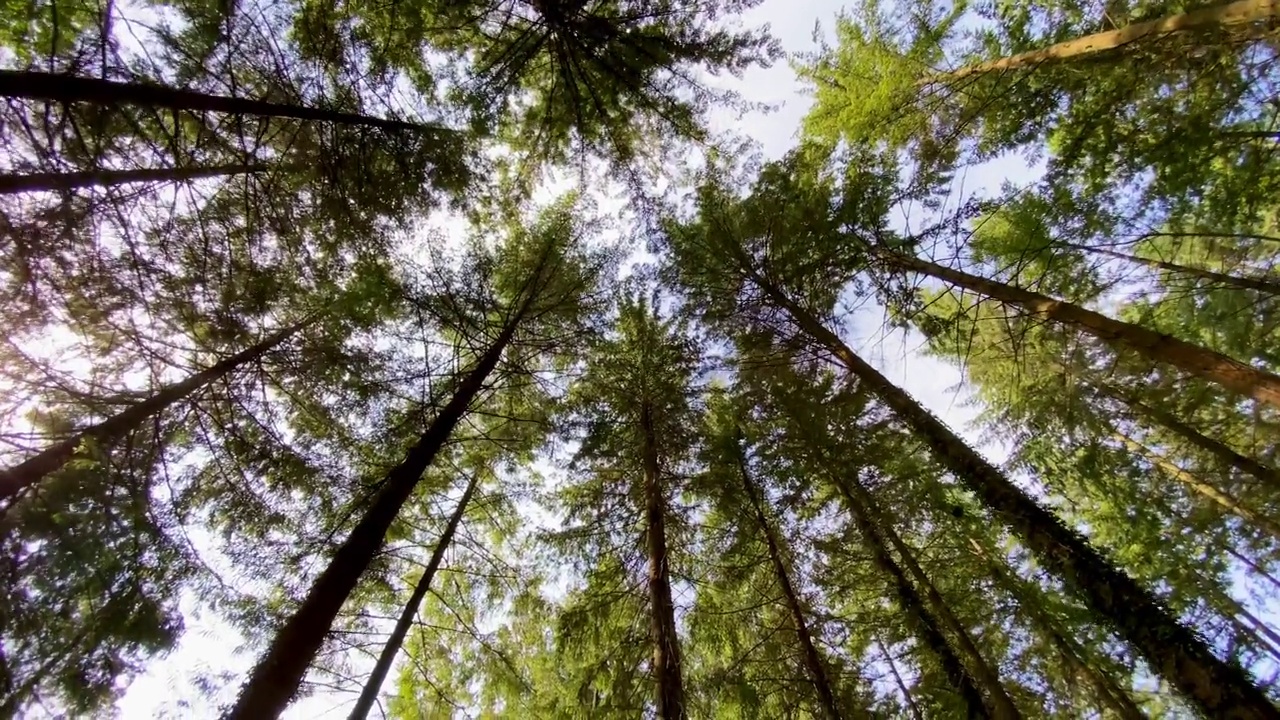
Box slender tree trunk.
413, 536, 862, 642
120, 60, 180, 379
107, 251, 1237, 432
224, 319, 520, 720
640, 401, 687, 720
743, 264, 1280, 719
0, 163, 270, 195
0, 317, 313, 501
934, 0, 1278, 83
863, 492, 1022, 719
733, 434, 844, 719
1115, 432, 1280, 541
826, 469, 989, 718
0, 70, 435, 134
968, 539, 1147, 720
1097, 384, 1280, 488
1227, 546, 1280, 594
878, 638, 926, 720
1059, 240, 1280, 296
347, 471, 481, 720
880, 250, 1280, 409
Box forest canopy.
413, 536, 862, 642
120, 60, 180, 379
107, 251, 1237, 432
2, 0, 1280, 717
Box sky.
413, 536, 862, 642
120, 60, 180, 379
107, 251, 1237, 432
109, 0, 1040, 717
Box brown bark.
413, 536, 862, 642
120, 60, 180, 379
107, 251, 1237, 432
1059, 241, 1280, 296
0, 163, 270, 195
224, 319, 519, 720
878, 638, 926, 720
0, 317, 313, 501
347, 471, 482, 720
641, 402, 687, 720
742, 263, 1279, 718
733, 433, 844, 719
881, 250, 1280, 409
934, 0, 1279, 83
0, 70, 437, 134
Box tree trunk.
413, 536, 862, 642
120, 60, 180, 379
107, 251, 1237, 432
640, 401, 687, 720
0, 70, 435, 134
934, 0, 1278, 83
864, 491, 1022, 719
827, 469, 989, 718
1226, 546, 1280, 594
346, 471, 482, 720
224, 319, 519, 720
968, 539, 1146, 720
0, 317, 313, 501
733, 433, 844, 719
0, 163, 270, 195
1059, 240, 1280, 296
878, 637, 926, 720
744, 265, 1280, 719
881, 250, 1280, 409
1115, 432, 1280, 542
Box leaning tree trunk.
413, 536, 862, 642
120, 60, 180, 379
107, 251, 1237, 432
826, 469, 990, 718
733, 435, 845, 719
0, 70, 434, 134
879, 249, 1280, 409
225, 318, 520, 720
878, 637, 927, 720
347, 471, 482, 720
0, 163, 270, 195
1058, 240, 1280, 296
640, 401, 687, 720
0, 316, 314, 501
744, 264, 1280, 719
860, 484, 1022, 720
934, 0, 1279, 84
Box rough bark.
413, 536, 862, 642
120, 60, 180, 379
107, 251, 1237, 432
347, 471, 482, 720
1059, 240, 1280, 296
934, 0, 1279, 83
881, 250, 1280, 409
744, 265, 1279, 718
0, 163, 269, 195
733, 434, 844, 719
0, 317, 313, 501
224, 319, 519, 720
641, 401, 687, 720
0, 70, 436, 134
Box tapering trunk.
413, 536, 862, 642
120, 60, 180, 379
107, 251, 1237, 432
881, 250, 1280, 409
1115, 432, 1280, 542
827, 470, 989, 718
968, 539, 1146, 720
640, 402, 687, 720
745, 265, 1279, 718
1059, 241, 1280, 296
0, 317, 313, 501
1098, 384, 1280, 488
347, 471, 482, 720
864, 492, 1021, 719
0, 70, 434, 134
0, 163, 270, 195
934, 0, 1278, 84
878, 638, 926, 720
225, 319, 519, 720
733, 435, 844, 719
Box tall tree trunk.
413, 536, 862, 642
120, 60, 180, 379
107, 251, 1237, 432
880, 250, 1280, 409
935, 0, 1278, 83
1096, 383, 1280, 488
0, 317, 313, 501
1227, 546, 1280, 594
225, 319, 520, 720
640, 401, 687, 720
862, 490, 1022, 719
347, 471, 482, 720
732, 433, 844, 719
743, 264, 1279, 718
826, 469, 990, 718
0, 163, 270, 195
1058, 240, 1280, 296
1115, 432, 1280, 541
0, 70, 435, 134
878, 637, 926, 720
